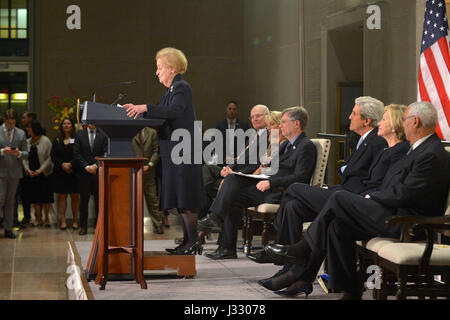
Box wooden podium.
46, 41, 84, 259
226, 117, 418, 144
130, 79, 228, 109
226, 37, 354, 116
80, 101, 196, 290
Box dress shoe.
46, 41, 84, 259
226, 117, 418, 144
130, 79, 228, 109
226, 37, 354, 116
79, 227, 87, 235
274, 281, 313, 299
4, 230, 16, 239
264, 244, 307, 266
204, 247, 237, 260
247, 250, 282, 265
257, 266, 291, 286
72, 223, 80, 230
153, 226, 164, 234
170, 241, 203, 255
197, 214, 222, 233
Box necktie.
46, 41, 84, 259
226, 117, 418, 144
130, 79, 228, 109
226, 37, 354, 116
406, 146, 413, 155
356, 136, 364, 150
7, 130, 12, 143
284, 143, 292, 154
89, 130, 95, 150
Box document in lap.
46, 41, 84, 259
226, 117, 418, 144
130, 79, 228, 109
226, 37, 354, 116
231, 172, 270, 180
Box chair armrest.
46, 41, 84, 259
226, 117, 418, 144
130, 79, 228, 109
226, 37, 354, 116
386, 215, 450, 227
386, 215, 450, 243
411, 223, 450, 272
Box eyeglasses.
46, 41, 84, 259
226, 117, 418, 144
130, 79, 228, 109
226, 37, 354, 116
402, 115, 415, 122
249, 114, 265, 120
280, 119, 296, 125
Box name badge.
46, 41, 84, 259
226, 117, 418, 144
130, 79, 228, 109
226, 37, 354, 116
69, 139, 75, 144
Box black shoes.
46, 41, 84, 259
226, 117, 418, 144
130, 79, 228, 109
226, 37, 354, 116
79, 227, 87, 235
264, 244, 308, 266
204, 247, 237, 260
246, 250, 283, 265
169, 241, 203, 255
4, 230, 16, 239
153, 226, 164, 234
197, 214, 222, 233
274, 281, 313, 299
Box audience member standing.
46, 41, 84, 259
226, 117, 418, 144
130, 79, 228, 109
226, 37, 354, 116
51, 118, 80, 230
14, 111, 37, 226
73, 124, 108, 235
216, 101, 249, 165
0, 109, 28, 238
132, 127, 164, 234
22, 120, 54, 227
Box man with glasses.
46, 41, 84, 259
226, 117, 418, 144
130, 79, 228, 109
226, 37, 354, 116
200, 104, 270, 220
199, 106, 317, 260
264, 101, 450, 299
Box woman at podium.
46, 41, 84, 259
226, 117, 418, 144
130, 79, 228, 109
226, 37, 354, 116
124, 47, 205, 255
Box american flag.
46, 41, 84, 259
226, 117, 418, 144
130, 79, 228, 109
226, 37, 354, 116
418, 0, 450, 140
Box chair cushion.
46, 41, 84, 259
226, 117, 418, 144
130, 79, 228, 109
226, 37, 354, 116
253, 203, 280, 213
378, 243, 450, 266
358, 237, 399, 253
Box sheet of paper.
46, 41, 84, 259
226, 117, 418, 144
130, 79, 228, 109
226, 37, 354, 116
231, 172, 270, 180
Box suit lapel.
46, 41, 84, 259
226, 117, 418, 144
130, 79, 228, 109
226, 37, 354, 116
0, 125, 7, 146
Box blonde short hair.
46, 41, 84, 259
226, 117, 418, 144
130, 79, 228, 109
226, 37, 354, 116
266, 111, 282, 125
156, 47, 188, 74
385, 104, 407, 141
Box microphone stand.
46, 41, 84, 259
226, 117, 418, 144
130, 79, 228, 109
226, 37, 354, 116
92, 81, 137, 102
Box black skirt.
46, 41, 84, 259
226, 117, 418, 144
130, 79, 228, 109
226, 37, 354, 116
26, 145, 54, 204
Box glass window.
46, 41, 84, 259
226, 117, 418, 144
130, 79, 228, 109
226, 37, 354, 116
0, 0, 27, 39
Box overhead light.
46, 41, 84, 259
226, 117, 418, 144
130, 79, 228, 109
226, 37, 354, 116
0, 93, 7, 100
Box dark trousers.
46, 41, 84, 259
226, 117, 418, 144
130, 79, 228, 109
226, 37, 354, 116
200, 164, 223, 220
274, 183, 342, 245
14, 177, 31, 221
299, 190, 400, 292
209, 174, 269, 250
79, 173, 99, 229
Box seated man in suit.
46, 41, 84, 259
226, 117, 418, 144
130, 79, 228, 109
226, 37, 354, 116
73, 124, 108, 235
216, 100, 250, 165
198, 106, 317, 259
263, 101, 450, 299
200, 104, 269, 219
248, 96, 388, 264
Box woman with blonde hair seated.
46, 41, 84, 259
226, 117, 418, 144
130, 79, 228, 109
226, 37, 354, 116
253, 110, 287, 175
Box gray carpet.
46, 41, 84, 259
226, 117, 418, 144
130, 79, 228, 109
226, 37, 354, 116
74, 240, 374, 300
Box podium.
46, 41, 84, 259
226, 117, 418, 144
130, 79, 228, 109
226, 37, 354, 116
80, 102, 196, 290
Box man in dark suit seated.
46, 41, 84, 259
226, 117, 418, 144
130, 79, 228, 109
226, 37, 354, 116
198, 106, 317, 259
73, 124, 108, 235
264, 101, 450, 299
248, 96, 387, 264
216, 100, 250, 165
200, 104, 269, 219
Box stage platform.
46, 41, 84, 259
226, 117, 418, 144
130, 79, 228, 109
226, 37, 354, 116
66, 239, 357, 300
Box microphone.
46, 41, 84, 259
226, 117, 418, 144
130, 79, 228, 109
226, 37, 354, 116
93, 81, 137, 102
111, 93, 126, 106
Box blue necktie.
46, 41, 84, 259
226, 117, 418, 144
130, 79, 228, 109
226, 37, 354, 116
406, 146, 413, 155
356, 136, 364, 150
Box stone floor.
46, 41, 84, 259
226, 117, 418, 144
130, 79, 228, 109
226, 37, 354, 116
1, 207, 378, 300
0, 207, 185, 300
